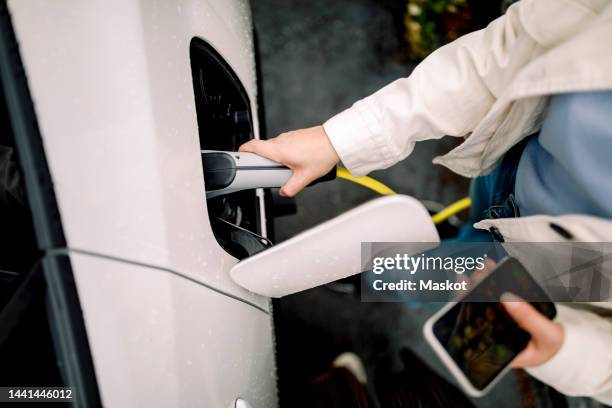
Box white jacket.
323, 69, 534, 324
323, 0, 612, 403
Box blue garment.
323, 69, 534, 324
455, 90, 612, 242
454, 138, 527, 242
515, 91, 612, 218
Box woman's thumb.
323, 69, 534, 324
238, 139, 281, 163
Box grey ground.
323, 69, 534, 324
251, 1, 595, 407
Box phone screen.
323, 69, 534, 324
432, 258, 556, 391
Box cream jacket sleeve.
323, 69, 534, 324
473, 216, 612, 403
527, 305, 612, 405
323, 0, 608, 177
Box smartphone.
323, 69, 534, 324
423, 257, 556, 397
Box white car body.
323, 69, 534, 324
8, 0, 276, 407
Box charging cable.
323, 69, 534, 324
336, 167, 471, 225
336, 167, 396, 195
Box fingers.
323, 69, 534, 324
453, 258, 496, 300
501, 293, 554, 340
482, 257, 496, 272
453, 273, 470, 299
239, 126, 339, 197
237, 139, 256, 152
239, 139, 282, 163
279, 171, 312, 197
471, 258, 496, 285
511, 342, 540, 367
502, 292, 565, 368
502, 297, 548, 368
239, 139, 314, 197
239, 139, 300, 196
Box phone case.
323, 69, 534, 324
423, 301, 516, 397
422, 257, 545, 397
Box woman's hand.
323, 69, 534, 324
239, 126, 340, 197
501, 293, 565, 368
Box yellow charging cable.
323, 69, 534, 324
430, 197, 472, 225
336, 167, 396, 195
336, 167, 471, 224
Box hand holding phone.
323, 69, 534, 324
501, 294, 564, 369
424, 257, 558, 397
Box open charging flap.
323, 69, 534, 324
230, 195, 440, 297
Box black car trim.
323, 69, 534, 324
0, 2, 101, 406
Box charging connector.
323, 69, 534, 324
202, 150, 335, 198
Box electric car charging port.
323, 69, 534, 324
190, 38, 270, 259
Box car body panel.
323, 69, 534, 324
69, 251, 277, 408
7, 1, 277, 405
7, 0, 268, 311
